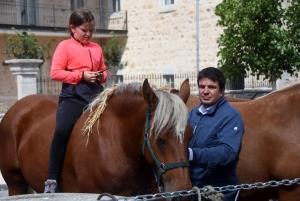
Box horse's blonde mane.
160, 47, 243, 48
150, 89, 187, 143
82, 82, 187, 144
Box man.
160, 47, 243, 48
188, 67, 244, 201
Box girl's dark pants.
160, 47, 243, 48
47, 98, 86, 180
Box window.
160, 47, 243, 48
21, 0, 37, 25
159, 0, 177, 13
164, 0, 175, 5
163, 75, 174, 88
71, 0, 85, 11
113, 0, 121, 12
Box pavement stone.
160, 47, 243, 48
0, 172, 131, 201
0, 172, 7, 198
0, 193, 125, 201
0, 172, 136, 201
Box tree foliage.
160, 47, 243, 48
286, 0, 300, 57
3, 27, 50, 60
215, 0, 300, 89
103, 31, 128, 74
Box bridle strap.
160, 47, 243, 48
142, 106, 189, 192
142, 107, 150, 155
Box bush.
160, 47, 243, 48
3, 27, 50, 60
103, 31, 128, 73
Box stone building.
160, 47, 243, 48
0, 0, 297, 111
121, 0, 220, 75
0, 0, 127, 110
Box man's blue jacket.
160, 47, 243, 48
188, 96, 244, 195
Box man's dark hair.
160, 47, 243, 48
197, 67, 226, 90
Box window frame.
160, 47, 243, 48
21, 0, 38, 26
159, 0, 177, 13
112, 0, 121, 12
164, 0, 175, 5
163, 74, 175, 88
71, 0, 86, 11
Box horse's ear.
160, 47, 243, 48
143, 78, 158, 106
178, 78, 190, 104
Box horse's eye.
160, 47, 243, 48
156, 136, 165, 145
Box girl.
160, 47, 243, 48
44, 8, 108, 193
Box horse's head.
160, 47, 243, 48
142, 79, 193, 195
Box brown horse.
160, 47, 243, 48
170, 88, 250, 111
185, 93, 249, 110
0, 79, 193, 198
186, 85, 300, 201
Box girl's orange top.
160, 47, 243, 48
51, 37, 108, 85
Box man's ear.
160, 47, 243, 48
220, 87, 225, 96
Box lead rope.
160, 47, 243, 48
192, 186, 202, 201
97, 192, 119, 201
192, 185, 224, 201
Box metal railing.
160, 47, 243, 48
244, 71, 272, 89
37, 77, 62, 95
0, 102, 10, 113
37, 73, 271, 95
0, 1, 127, 31
104, 73, 199, 90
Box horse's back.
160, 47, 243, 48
0, 94, 58, 194
0, 94, 58, 142
231, 85, 300, 200
186, 94, 250, 110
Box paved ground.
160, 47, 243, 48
0, 193, 122, 201
0, 172, 8, 198
0, 173, 129, 201
0, 186, 125, 201
0, 186, 8, 199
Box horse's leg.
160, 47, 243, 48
277, 186, 300, 201
2, 168, 30, 195
0, 131, 31, 196
28, 186, 36, 194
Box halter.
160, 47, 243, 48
142, 107, 190, 193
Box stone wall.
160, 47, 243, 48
0, 0, 298, 111
120, 0, 222, 75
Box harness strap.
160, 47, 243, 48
142, 107, 150, 155
142, 106, 190, 192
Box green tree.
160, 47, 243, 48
286, 0, 300, 63
103, 31, 128, 75
3, 27, 50, 61
215, 0, 300, 90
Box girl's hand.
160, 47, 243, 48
96, 72, 104, 82
83, 71, 98, 83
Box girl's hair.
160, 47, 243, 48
68, 8, 95, 35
